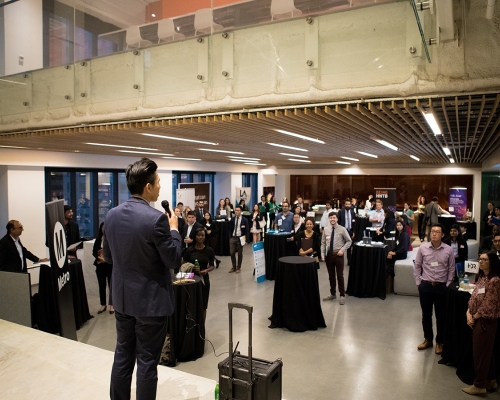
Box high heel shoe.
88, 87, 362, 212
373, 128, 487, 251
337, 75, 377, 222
97, 306, 107, 314
109, 308, 115, 315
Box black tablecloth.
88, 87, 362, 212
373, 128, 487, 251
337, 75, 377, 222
269, 256, 326, 332
346, 244, 387, 300
457, 221, 477, 240
213, 220, 231, 256
353, 218, 371, 243
168, 276, 205, 366
35, 260, 92, 333
441, 285, 500, 384
439, 216, 457, 236
264, 233, 298, 281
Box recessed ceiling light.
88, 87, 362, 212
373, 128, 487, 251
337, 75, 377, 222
228, 156, 260, 160
341, 156, 359, 161
443, 147, 451, 156
274, 129, 325, 144
151, 13, 156, 17
0, 145, 27, 149
244, 163, 266, 166
117, 150, 174, 156
449, 158, 455, 163
336, 161, 351, 165
288, 158, 311, 163
230, 159, 255, 163
199, 148, 244, 154
410, 155, 420, 161
162, 157, 201, 161
357, 151, 378, 158
142, 133, 217, 145
376, 140, 398, 151
422, 111, 442, 135
87, 142, 157, 151
268, 143, 308, 152
279, 153, 309, 158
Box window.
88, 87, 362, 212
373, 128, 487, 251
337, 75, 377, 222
242, 173, 258, 208
172, 171, 215, 214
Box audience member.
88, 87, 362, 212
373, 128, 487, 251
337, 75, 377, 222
201, 212, 220, 268
319, 201, 333, 233
386, 219, 410, 277
268, 196, 278, 227
480, 226, 500, 254
424, 196, 450, 241
182, 211, 203, 256
93, 222, 114, 314
338, 198, 356, 264
417, 195, 427, 242
444, 224, 468, 276
215, 198, 230, 220
64, 205, 81, 258
249, 204, 263, 243
376, 209, 396, 240
369, 199, 385, 229
274, 201, 294, 232
228, 206, 248, 273
238, 199, 249, 212
224, 198, 234, 217
295, 217, 320, 269
195, 200, 206, 223
482, 202, 495, 237
403, 202, 414, 230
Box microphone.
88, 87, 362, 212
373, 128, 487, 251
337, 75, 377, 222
161, 200, 171, 217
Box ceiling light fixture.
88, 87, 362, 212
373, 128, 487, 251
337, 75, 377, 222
199, 148, 244, 154
449, 158, 455, 164
244, 163, 266, 166
142, 133, 217, 145
230, 159, 257, 163
357, 151, 378, 158
340, 156, 359, 162
268, 143, 308, 152
87, 142, 157, 151
228, 156, 260, 160
288, 158, 311, 163
443, 147, 451, 156
162, 157, 201, 161
0, 145, 27, 149
336, 161, 351, 165
410, 155, 420, 161
422, 111, 442, 135
376, 139, 398, 151
279, 153, 309, 159
275, 129, 325, 144
117, 150, 174, 156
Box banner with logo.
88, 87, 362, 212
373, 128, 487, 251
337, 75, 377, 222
46, 200, 77, 340
252, 242, 266, 283
235, 187, 251, 207
449, 187, 467, 219
374, 188, 396, 212
179, 182, 211, 214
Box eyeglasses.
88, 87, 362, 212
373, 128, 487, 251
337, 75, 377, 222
430, 230, 442, 234
493, 240, 500, 244
479, 258, 489, 262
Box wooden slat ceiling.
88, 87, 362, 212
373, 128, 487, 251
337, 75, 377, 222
1, 93, 499, 168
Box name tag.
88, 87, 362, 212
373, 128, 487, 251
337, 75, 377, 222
479, 288, 486, 294
396, 240, 399, 245
460, 245, 464, 248
352, 219, 356, 223
431, 261, 438, 267
206, 224, 210, 227
326, 236, 331, 241
241, 225, 245, 228
278, 220, 283, 226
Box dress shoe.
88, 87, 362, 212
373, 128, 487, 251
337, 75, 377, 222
97, 306, 107, 314
435, 343, 443, 355
417, 339, 433, 350
462, 385, 487, 397
109, 309, 115, 315
487, 380, 498, 392
216, 259, 221, 269
236, 268, 241, 274
229, 268, 236, 273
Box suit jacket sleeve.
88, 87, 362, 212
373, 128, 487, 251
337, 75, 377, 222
0, 237, 8, 270
23, 246, 40, 263
153, 213, 182, 270
102, 232, 112, 264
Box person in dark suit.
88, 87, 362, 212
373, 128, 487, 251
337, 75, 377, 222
0, 220, 48, 273
338, 199, 356, 264
63, 205, 81, 258
102, 158, 181, 400
424, 197, 450, 241
195, 200, 206, 223
228, 205, 249, 273
93, 222, 114, 314
182, 210, 203, 255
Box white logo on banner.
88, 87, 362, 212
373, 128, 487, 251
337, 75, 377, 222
465, 261, 479, 274
53, 221, 67, 269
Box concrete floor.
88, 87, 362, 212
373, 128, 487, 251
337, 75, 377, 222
76, 239, 486, 400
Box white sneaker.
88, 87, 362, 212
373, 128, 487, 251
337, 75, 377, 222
339, 296, 345, 305
322, 295, 336, 301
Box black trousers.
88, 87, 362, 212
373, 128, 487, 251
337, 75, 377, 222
110, 311, 168, 400
472, 318, 497, 388
229, 236, 243, 269
95, 263, 112, 306
325, 251, 345, 297
418, 281, 446, 343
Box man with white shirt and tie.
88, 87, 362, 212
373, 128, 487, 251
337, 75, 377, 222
228, 206, 249, 273
321, 212, 352, 305
0, 220, 48, 273
319, 201, 333, 234
182, 211, 202, 256
338, 199, 356, 264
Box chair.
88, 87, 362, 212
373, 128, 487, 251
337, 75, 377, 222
270, 0, 302, 21
157, 18, 185, 44
125, 26, 153, 50
194, 8, 224, 35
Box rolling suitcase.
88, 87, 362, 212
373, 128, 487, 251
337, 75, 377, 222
218, 303, 283, 400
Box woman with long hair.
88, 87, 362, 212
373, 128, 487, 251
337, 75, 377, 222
250, 204, 263, 243
444, 224, 468, 276
294, 217, 320, 268
376, 209, 396, 239
268, 196, 278, 226
93, 222, 114, 314
216, 198, 231, 219
386, 219, 410, 277
463, 252, 500, 396
201, 212, 221, 268
417, 195, 427, 242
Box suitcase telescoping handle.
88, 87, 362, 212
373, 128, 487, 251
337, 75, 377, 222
228, 303, 253, 396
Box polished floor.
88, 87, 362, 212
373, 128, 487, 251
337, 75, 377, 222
74, 237, 492, 400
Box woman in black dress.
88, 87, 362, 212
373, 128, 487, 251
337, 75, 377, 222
294, 217, 320, 268
93, 222, 114, 314
376, 209, 396, 239
183, 228, 215, 322
386, 219, 410, 277
201, 212, 220, 268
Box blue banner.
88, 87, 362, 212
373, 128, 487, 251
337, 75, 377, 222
252, 242, 266, 283
449, 187, 467, 220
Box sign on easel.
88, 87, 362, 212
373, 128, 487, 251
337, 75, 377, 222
253, 242, 266, 283
465, 260, 479, 274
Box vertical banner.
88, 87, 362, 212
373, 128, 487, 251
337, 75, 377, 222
374, 188, 396, 212
235, 187, 251, 206
252, 242, 266, 283
45, 200, 77, 340
179, 182, 211, 213
449, 187, 467, 219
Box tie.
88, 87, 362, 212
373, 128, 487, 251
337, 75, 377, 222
330, 226, 335, 252
346, 210, 350, 231
233, 217, 239, 236
200, 208, 203, 218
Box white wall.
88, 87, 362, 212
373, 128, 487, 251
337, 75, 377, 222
4, 0, 43, 76
0, 166, 8, 226
153, 170, 173, 213
214, 172, 232, 207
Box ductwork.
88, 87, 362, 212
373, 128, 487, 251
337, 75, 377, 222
487, 0, 496, 19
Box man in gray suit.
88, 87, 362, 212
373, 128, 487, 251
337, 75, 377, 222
424, 196, 450, 241
103, 158, 181, 400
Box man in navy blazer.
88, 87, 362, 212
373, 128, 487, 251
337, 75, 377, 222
338, 199, 356, 264
0, 220, 48, 273
228, 205, 249, 273
103, 158, 182, 400
182, 210, 203, 254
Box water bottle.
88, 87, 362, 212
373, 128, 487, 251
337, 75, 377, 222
194, 259, 200, 274
214, 381, 219, 400
463, 274, 469, 290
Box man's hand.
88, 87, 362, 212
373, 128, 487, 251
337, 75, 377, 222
168, 214, 178, 230
39, 258, 49, 263
337, 250, 343, 257
184, 238, 193, 244
321, 256, 325, 262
